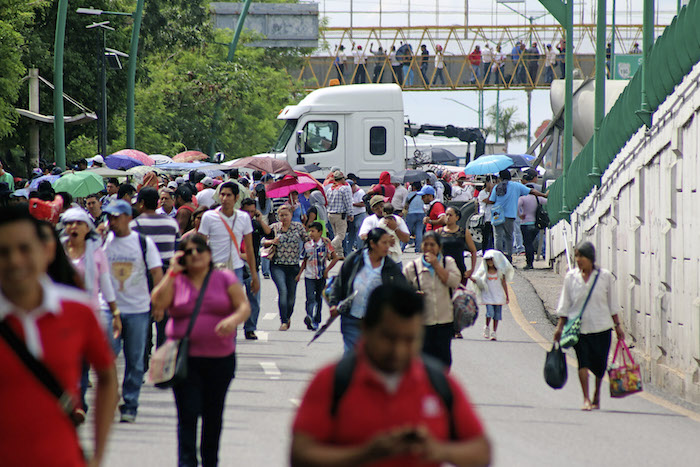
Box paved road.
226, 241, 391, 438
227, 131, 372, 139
83, 255, 700, 466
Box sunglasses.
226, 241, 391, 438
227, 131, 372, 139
183, 246, 207, 256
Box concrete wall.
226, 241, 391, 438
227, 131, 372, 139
547, 61, 700, 406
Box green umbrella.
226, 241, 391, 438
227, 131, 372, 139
52, 171, 105, 198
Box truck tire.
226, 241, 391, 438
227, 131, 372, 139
447, 200, 482, 251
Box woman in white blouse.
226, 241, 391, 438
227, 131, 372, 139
553, 241, 625, 411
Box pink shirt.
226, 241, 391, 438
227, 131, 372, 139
166, 269, 238, 357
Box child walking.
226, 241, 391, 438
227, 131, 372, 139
296, 222, 338, 330
472, 249, 513, 341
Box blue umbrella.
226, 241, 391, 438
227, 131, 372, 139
464, 155, 513, 175
29, 174, 60, 189
506, 154, 536, 168
105, 154, 144, 170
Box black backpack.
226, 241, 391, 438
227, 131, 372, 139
439, 179, 452, 200
534, 196, 549, 230
330, 351, 457, 440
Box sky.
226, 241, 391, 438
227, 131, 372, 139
313, 0, 684, 153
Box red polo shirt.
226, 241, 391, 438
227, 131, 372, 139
426, 200, 445, 231
0, 279, 114, 467
293, 349, 484, 466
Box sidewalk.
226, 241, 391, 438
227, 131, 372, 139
509, 252, 564, 325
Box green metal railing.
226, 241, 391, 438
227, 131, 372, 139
546, 0, 700, 225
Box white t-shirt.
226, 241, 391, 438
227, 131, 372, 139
353, 49, 366, 65
451, 184, 474, 202
480, 271, 507, 305
196, 188, 216, 208
351, 188, 367, 216
391, 185, 409, 212
102, 231, 162, 314
478, 189, 492, 222
359, 214, 410, 238
198, 208, 253, 268
482, 47, 493, 64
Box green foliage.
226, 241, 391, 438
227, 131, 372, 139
127, 31, 301, 158
67, 135, 98, 163
485, 104, 528, 150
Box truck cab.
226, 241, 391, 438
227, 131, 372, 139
264, 84, 405, 184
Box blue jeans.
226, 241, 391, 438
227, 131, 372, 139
344, 212, 366, 256
402, 64, 414, 85
261, 257, 271, 276
406, 213, 424, 250
107, 311, 150, 415
493, 217, 515, 262
340, 314, 363, 354
270, 263, 300, 324
304, 278, 325, 325
513, 217, 525, 253
237, 267, 261, 333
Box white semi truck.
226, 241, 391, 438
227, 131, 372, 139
258, 83, 485, 184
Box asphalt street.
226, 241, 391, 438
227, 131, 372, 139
82, 254, 700, 466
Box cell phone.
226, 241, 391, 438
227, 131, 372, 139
178, 255, 186, 267
401, 430, 421, 443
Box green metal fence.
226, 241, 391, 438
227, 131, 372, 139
547, 0, 700, 225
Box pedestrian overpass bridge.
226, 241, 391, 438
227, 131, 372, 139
289, 24, 664, 91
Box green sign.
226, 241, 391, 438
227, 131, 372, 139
613, 54, 643, 80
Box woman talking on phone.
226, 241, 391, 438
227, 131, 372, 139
151, 234, 250, 467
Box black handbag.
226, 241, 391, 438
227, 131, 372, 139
149, 269, 212, 389
544, 342, 568, 389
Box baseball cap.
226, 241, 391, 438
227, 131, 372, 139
523, 168, 538, 181
417, 185, 436, 197
102, 199, 132, 216
201, 176, 214, 187
369, 195, 385, 207
92, 155, 104, 165
167, 181, 178, 190
457, 172, 467, 179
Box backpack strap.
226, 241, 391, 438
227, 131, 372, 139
331, 351, 357, 417
422, 355, 457, 440
137, 233, 154, 291
330, 351, 457, 440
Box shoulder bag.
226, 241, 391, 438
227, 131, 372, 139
148, 269, 213, 388
560, 270, 600, 348
0, 320, 85, 426
534, 196, 550, 230
490, 204, 505, 226
261, 224, 278, 260
216, 210, 241, 270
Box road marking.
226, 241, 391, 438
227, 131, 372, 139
262, 313, 277, 320
507, 284, 700, 423
256, 331, 269, 342
260, 361, 281, 379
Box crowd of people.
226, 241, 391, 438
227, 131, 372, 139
0, 157, 629, 466
330, 39, 570, 87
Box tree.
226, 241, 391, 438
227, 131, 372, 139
485, 104, 528, 151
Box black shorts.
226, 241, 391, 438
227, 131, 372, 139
573, 328, 612, 378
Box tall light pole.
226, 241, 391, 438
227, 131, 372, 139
53, 0, 69, 168
86, 21, 114, 157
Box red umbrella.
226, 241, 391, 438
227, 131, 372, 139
265, 171, 327, 202
173, 150, 209, 163
113, 149, 154, 166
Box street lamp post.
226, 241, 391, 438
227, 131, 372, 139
53, 0, 69, 169
86, 21, 113, 157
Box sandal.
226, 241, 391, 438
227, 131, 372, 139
582, 401, 593, 411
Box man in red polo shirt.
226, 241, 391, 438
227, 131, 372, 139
420, 185, 446, 232
0, 205, 118, 466
291, 283, 491, 466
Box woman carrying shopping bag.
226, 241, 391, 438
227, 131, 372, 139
553, 241, 625, 411
403, 232, 461, 367
151, 234, 250, 466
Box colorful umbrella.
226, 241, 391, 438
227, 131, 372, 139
52, 171, 105, 198
105, 154, 144, 170
149, 154, 173, 165
227, 156, 295, 176
173, 150, 209, 163
464, 155, 513, 176
265, 172, 326, 201
29, 174, 60, 189
113, 149, 154, 166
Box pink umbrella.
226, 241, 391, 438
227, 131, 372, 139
173, 150, 209, 163
113, 149, 154, 166
265, 172, 327, 203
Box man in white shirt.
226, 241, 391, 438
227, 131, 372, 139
390, 177, 408, 215
195, 177, 217, 208
344, 175, 367, 255
358, 195, 410, 244
198, 181, 260, 293
544, 44, 558, 83
156, 188, 177, 218
102, 200, 163, 423
451, 173, 474, 201
482, 44, 493, 84
352, 44, 367, 84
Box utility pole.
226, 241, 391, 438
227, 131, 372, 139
28, 69, 40, 167
126, 0, 145, 149
589, 0, 606, 183
636, 0, 654, 128
53, 0, 69, 169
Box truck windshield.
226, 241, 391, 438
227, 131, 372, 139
271, 119, 298, 153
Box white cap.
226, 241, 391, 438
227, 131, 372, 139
92, 155, 104, 165
201, 176, 214, 187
